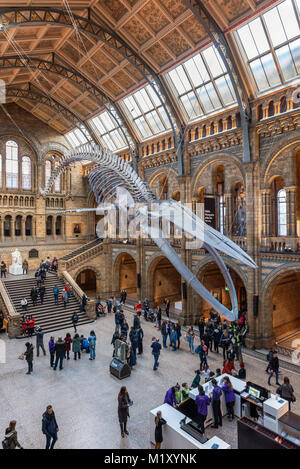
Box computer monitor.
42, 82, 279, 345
249, 386, 260, 399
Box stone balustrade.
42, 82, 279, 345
61, 270, 96, 320
0, 279, 21, 338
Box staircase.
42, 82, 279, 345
59, 238, 102, 261
4, 272, 94, 335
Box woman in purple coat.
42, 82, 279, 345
222, 377, 235, 421
164, 385, 179, 407
195, 385, 211, 434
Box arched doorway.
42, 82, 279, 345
76, 269, 97, 296
114, 253, 137, 298
148, 256, 182, 306
198, 263, 247, 320
270, 271, 300, 348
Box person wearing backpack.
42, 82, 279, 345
2, 421, 23, 449
196, 340, 208, 371
71, 312, 79, 332
88, 330, 97, 360
53, 285, 59, 305
277, 377, 296, 411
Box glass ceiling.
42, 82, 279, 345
120, 84, 171, 140
236, 0, 300, 92
165, 45, 236, 121
64, 0, 300, 150
65, 127, 89, 148
88, 111, 128, 152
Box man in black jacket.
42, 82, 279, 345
53, 337, 66, 371
42, 405, 59, 449
268, 352, 280, 386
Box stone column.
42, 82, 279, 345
224, 194, 232, 236
22, 217, 26, 241
11, 217, 16, 242
286, 186, 297, 237
1, 218, 4, 243
52, 216, 57, 241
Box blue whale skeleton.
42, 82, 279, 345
42, 143, 257, 322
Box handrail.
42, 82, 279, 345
0, 279, 21, 337
61, 271, 96, 321
59, 241, 103, 272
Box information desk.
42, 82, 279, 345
189, 374, 246, 424
150, 404, 231, 450
263, 395, 289, 433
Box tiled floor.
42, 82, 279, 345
0, 311, 300, 449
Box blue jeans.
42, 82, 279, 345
90, 347, 96, 360
46, 433, 57, 449
163, 335, 167, 348
54, 294, 58, 305
188, 337, 194, 352
54, 356, 64, 370
153, 352, 159, 370
268, 370, 279, 385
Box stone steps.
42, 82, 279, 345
4, 272, 94, 335
59, 238, 101, 261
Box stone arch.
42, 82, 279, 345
192, 256, 248, 319
148, 168, 178, 200
75, 266, 100, 296
191, 152, 245, 199
261, 135, 300, 187
147, 254, 181, 305
40, 142, 69, 163
113, 251, 137, 297
261, 263, 300, 347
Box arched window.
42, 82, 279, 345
45, 160, 52, 187
22, 156, 31, 190
6, 140, 18, 189
54, 161, 61, 193
277, 189, 287, 236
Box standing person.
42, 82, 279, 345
220, 330, 230, 360
197, 340, 208, 371
137, 326, 144, 355
106, 298, 113, 314
21, 298, 28, 312
71, 311, 79, 333
277, 377, 295, 411
170, 325, 178, 351
133, 313, 140, 330
210, 379, 223, 429
118, 387, 132, 438
154, 411, 167, 450
161, 321, 168, 349
30, 287, 38, 307
176, 324, 181, 350
22, 259, 28, 275
156, 307, 162, 330
29, 316, 35, 338
53, 285, 59, 305
24, 342, 34, 375
213, 326, 221, 353
268, 352, 280, 386
39, 285, 46, 305
266, 348, 274, 374
53, 337, 65, 371
64, 333, 72, 360
81, 294, 88, 312
0, 261, 7, 278
195, 385, 211, 434
191, 370, 201, 389
88, 330, 97, 361
72, 333, 81, 360
120, 318, 129, 340
222, 377, 236, 421
164, 298, 170, 319
42, 405, 59, 450
2, 421, 23, 450
62, 289, 68, 309
187, 327, 195, 354
36, 327, 46, 357
49, 336, 55, 368
151, 337, 161, 371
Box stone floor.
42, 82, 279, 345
1, 310, 300, 449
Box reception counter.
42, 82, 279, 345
150, 404, 231, 450
189, 374, 246, 423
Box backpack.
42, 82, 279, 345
72, 314, 78, 323
2, 431, 14, 450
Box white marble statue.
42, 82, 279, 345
9, 249, 23, 275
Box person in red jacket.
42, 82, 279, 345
64, 333, 72, 360
222, 359, 237, 376
135, 301, 142, 317
29, 316, 35, 338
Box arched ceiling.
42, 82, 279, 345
0, 0, 279, 136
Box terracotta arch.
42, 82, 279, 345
262, 136, 300, 187
147, 254, 181, 305
113, 252, 137, 296
261, 263, 300, 345
191, 152, 245, 199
